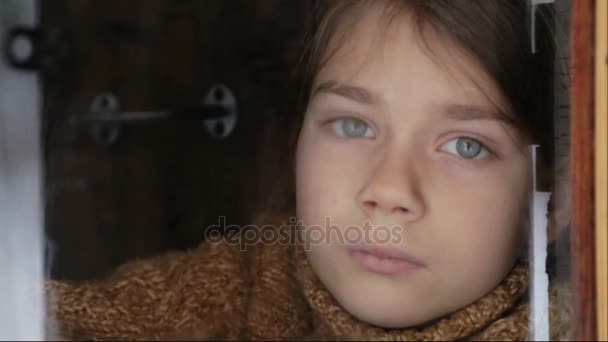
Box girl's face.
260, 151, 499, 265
296, 6, 531, 328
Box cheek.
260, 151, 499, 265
296, 131, 370, 227
296, 133, 337, 222
430, 162, 529, 268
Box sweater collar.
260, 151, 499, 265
293, 242, 530, 340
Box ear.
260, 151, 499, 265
547, 155, 571, 245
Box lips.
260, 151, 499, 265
346, 243, 425, 275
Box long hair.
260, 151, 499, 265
264, 0, 557, 217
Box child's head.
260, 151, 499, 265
294, 0, 553, 328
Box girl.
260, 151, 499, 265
46, 0, 571, 340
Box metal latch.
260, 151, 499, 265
73, 84, 238, 145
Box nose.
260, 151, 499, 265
357, 152, 425, 222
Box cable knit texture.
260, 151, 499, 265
45, 214, 572, 341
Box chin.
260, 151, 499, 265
331, 279, 434, 329
343, 295, 426, 328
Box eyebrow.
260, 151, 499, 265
312, 80, 378, 105
443, 104, 510, 123
312, 81, 511, 124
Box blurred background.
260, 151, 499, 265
35, 0, 314, 281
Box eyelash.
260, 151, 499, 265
439, 136, 496, 161
322, 116, 498, 161
325, 116, 376, 139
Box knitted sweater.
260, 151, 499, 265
45, 215, 572, 341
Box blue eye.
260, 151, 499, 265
441, 137, 490, 159
331, 118, 375, 138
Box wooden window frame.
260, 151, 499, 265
571, 0, 607, 340
594, 0, 607, 340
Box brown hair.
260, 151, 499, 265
267, 0, 556, 216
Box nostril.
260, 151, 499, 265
395, 207, 409, 214
363, 201, 378, 210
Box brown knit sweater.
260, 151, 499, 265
45, 215, 572, 341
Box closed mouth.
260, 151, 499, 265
346, 243, 425, 274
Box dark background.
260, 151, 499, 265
42, 0, 314, 281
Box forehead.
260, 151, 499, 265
313, 4, 511, 116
